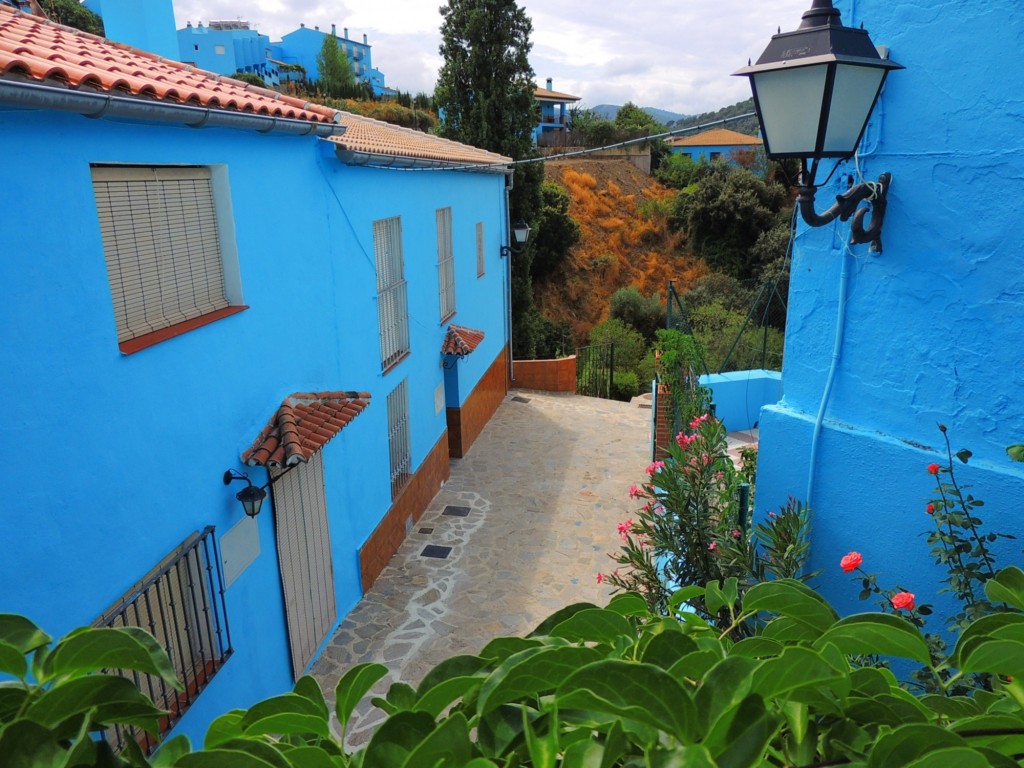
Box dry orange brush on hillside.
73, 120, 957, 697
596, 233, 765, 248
538, 160, 706, 344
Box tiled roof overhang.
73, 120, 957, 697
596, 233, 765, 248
668, 128, 763, 148
441, 325, 485, 357
243, 391, 370, 468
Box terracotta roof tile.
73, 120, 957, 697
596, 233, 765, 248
243, 391, 371, 468
667, 128, 763, 148
329, 113, 510, 167
441, 324, 485, 357
0, 5, 337, 123
535, 87, 581, 102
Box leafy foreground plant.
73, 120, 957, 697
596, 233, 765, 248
14, 570, 1024, 766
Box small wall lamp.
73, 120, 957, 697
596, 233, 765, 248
223, 469, 267, 518
500, 219, 532, 257
735, 0, 903, 252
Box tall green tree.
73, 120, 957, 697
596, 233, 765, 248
42, 0, 104, 36
315, 34, 357, 98
436, 0, 546, 357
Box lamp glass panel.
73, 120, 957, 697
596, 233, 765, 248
752, 65, 828, 155
823, 64, 886, 153
513, 223, 531, 244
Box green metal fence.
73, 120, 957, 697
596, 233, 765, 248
576, 342, 614, 398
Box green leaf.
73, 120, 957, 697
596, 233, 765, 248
751, 647, 846, 700
729, 638, 783, 659
986, 567, 1024, 611
384, 682, 417, 712
868, 724, 968, 768
522, 706, 558, 768
742, 579, 838, 633
25, 674, 165, 738
477, 646, 602, 716
641, 632, 698, 669
1006, 444, 1024, 463
401, 711, 473, 768
705, 580, 727, 616
151, 734, 193, 766
478, 638, 541, 663
761, 617, 822, 643
904, 747, 991, 768
846, 694, 929, 727
44, 626, 181, 689
204, 709, 246, 749
0, 640, 27, 679
956, 449, 973, 463
710, 695, 780, 768
361, 710, 437, 768
557, 659, 697, 741
0, 615, 50, 655
275, 746, 339, 768
816, 613, 931, 664
695, 656, 756, 732
335, 662, 388, 733
414, 674, 482, 718
549, 609, 634, 646
240, 692, 330, 737
668, 650, 721, 684
605, 592, 650, 618
529, 603, 598, 637
919, 695, 982, 719
292, 675, 329, 719
0, 718, 66, 768
669, 586, 706, 611
954, 613, 1024, 667
415, 653, 488, 695
177, 748, 284, 768
961, 639, 1024, 677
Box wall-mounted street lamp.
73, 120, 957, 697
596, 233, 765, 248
735, 0, 902, 252
500, 219, 532, 257
223, 469, 267, 518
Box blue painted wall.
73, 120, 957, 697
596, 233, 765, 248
85, 0, 179, 60
177, 24, 279, 84
271, 26, 377, 91
0, 109, 508, 745
753, 0, 1024, 620
700, 370, 781, 433
669, 144, 756, 165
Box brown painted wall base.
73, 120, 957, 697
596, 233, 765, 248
511, 355, 577, 392
358, 432, 451, 592
447, 346, 509, 458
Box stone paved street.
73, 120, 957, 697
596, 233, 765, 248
309, 389, 651, 745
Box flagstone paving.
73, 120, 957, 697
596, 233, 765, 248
309, 389, 651, 745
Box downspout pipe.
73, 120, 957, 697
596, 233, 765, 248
0, 79, 347, 137
806, 247, 850, 506
503, 172, 515, 385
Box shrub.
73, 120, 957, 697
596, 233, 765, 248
588, 317, 646, 373
610, 371, 639, 401
610, 285, 663, 342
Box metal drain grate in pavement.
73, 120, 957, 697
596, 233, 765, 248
419, 527, 434, 534
511, 396, 531, 403
421, 545, 452, 559
442, 505, 471, 517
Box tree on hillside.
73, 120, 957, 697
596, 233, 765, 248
436, 0, 547, 357
315, 34, 357, 98
531, 182, 580, 279
614, 102, 664, 134
42, 0, 103, 36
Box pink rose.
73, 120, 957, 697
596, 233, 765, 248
840, 552, 863, 573
891, 591, 915, 611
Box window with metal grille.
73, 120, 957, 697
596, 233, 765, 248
387, 378, 412, 499
96, 527, 232, 754
373, 216, 410, 371
90, 165, 243, 352
476, 221, 485, 277
437, 207, 456, 321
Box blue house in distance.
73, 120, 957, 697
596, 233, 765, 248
534, 78, 581, 146
177, 20, 280, 86
665, 127, 762, 164
0, 3, 511, 751
751, 0, 1024, 619
269, 23, 390, 96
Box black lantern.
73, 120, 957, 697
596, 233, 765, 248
501, 219, 532, 257
223, 469, 267, 518
735, 0, 902, 251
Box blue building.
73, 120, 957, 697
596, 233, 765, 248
177, 20, 280, 86
0, 3, 512, 751
666, 128, 762, 164
534, 78, 581, 146
269, 23, 387, 95
752, 0, 1024, 619
82, 0, 179, 60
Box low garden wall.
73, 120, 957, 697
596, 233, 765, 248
511, 356, 576, 392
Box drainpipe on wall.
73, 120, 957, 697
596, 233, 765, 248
504, 172, 515, 386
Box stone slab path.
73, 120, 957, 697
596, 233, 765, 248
309, 389, 651, 745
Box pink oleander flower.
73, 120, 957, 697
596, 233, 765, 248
628, 485, 640, 498
768, 511, 777, 519
676, 432, 697, 450
646, 460, 666, 475
731, 529, 742, 539
926, 503, 935, 514
891, 591, 916, 611
708, 541, 717, 552
643, 502, 653, 513
596, 572, 605, 584
617, 519, 633, 535
840, 552, 863, 573
927, 463, 940, 475
690, 413, 711, 430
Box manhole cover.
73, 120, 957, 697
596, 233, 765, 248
443, 505, 471, 517
421, 545, 452, 559
511, 396, 531, 403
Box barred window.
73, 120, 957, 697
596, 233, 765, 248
437, 207, 456, 321
373, 216, 410, 371
90, 165, 243, 354
476, 221, 485, 277
387, 378, 411, 499
96, 527, 232, 754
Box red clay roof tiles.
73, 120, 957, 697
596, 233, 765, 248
441, 324, 485, 357
667, 128, 762, 148
243, 392, 371, 468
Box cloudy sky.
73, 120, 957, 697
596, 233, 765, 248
172, 0, 815, 115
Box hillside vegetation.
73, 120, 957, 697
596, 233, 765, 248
537, 159, 707, 344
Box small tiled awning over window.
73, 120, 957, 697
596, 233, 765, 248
441, 324, 485, 358
243, 392, 370, 468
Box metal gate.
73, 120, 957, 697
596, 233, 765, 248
271, 451, 337, 680
576, 342, 614, 398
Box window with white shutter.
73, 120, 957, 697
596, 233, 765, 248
476, 221, 485, 277
90, 165, 244, 354
436, 207, 456, 321
387, 379, 411, 499
373, 216, 410, 371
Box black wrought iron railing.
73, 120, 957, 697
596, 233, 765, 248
576, 342, 614, 399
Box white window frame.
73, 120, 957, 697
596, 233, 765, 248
476, 221, 485, 277
387, 379, 412, 499
437, 207, 456, 322
373, 216, 410, 371
90, 164, 242, 352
